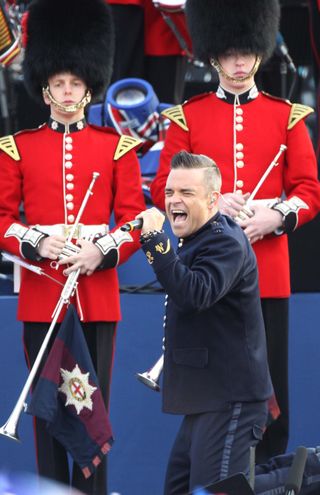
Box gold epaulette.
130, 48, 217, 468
0, 135, 20, 161
161, 105, 189, 131
114, 135, 142, 160
288, 104, 314, 130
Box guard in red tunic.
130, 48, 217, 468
151, 0, 320, 463
0, 0, 145, 493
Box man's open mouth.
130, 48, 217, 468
172, 209, 188, 224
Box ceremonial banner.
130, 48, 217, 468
28, 305, 113, 478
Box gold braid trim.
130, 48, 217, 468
288, 104, 314, 130
161, 105, 188, 131
114, 135, 142, 160
0, 135, 20, 161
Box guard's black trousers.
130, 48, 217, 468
256, 298, 289, 464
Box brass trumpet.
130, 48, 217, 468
136, 354, 164, 392
0, 172, 100, 442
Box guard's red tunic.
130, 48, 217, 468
151, 90, 320, 298
0, 122, 145, 322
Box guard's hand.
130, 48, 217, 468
58, 239, 103, 276
237, 204, 283, 244
37, 235, 66, 259
137, 207, 166, 234
218, 192, 250, 217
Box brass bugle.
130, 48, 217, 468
136, 354, 164, 392
0, 172, 100, 442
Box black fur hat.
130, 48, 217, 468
23, 0, 114, 102
186, 0, 280, 64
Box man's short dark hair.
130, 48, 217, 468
171, 150, 222, 193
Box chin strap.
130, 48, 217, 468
210, 56, 261, 83
42, 87, 92, 113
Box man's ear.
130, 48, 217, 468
208, 192, 219, 208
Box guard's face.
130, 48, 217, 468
44, 72, 88, 120
165, 168, 218, 238
218, 51, 257, 91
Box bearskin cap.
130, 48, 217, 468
23, 0, 114, 102
186, 0, 280, 64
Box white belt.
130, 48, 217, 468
32, 223, 109, 239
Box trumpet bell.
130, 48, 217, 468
136, 354, 164, 392
0, 421, 20, 442
136, 371, 160, 392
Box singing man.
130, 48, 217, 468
151, 0, 320, 463
137, 150, 273, 494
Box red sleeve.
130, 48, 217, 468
112, 148, 146, 264
283, 118, 320, 227
151, 121, 191, 210
0, 151, 25, 256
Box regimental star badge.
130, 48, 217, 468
51, 120, 58, 130
76, 120, 84, 130
59, 364, 97, 415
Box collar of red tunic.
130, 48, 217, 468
216, 85, 259, 104
48, 116, 87, 133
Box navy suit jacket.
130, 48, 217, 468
142, 212, 273, 415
